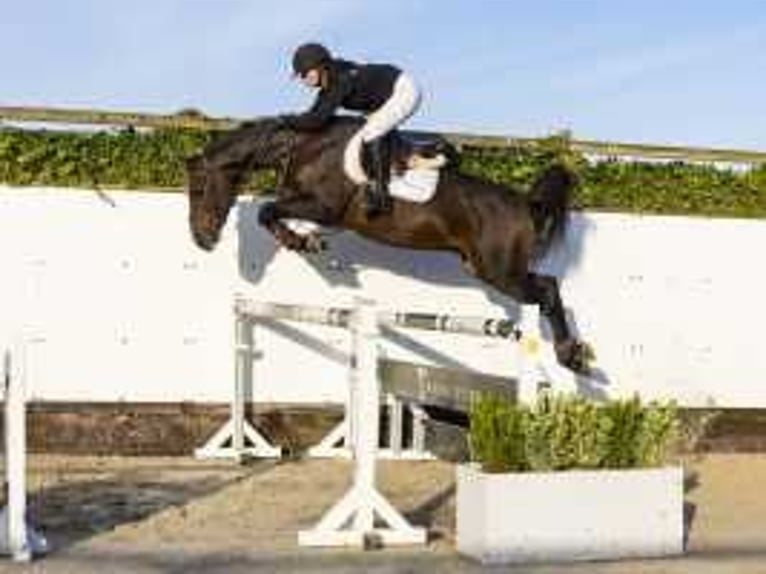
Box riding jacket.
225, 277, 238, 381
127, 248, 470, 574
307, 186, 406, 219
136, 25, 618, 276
284, 59, 402, 131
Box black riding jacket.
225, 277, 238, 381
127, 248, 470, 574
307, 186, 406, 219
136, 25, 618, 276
285, 59, 402, 131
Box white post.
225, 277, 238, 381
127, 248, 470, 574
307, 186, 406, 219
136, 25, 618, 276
1, 340, 46, 561
409, 403, 429, 455
350, 298, 378, 533
380, 399, 433, 461
298, 298, 426, 547
231, 315, 247, 455
386, 394, 403, 458
4, 345, 29, 562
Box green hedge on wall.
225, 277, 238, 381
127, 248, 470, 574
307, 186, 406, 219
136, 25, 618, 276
1, 127, 765, 218
0, 128, 207, 189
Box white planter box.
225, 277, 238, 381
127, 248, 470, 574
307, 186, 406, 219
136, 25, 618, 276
456, 464, 684, 564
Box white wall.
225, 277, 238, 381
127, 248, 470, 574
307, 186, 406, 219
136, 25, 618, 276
1, 186, 765, 407
0, 188, 236, 403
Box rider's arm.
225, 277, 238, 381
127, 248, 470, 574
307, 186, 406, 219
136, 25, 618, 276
284, 68, 351, 131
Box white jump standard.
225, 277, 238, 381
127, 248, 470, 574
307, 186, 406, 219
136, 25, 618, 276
195, 315, 281, 461
298, 299, 427, 547
0, 342, 47, 561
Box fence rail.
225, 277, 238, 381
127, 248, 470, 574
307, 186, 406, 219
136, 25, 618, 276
2, 105, 766, 164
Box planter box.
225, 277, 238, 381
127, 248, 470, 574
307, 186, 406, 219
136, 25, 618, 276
456, 464, 684, 564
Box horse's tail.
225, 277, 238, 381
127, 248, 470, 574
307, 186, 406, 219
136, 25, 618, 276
527, 163, 576, 256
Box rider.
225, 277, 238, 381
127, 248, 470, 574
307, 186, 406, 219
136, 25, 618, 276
281, 42, 422, 218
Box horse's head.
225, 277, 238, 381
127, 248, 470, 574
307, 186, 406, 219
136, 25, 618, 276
186, 154, 235, 251
186, 118, 296, 251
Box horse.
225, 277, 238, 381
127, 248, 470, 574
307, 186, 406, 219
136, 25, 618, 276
186, 116, 592, 373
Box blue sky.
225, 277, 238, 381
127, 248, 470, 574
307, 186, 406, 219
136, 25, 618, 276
3, 1, 765, 149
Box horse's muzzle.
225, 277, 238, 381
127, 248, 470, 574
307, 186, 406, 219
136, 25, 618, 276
192, 227, 218, 252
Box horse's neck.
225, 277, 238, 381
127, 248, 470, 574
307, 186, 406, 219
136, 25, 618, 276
258, 131, 295, 168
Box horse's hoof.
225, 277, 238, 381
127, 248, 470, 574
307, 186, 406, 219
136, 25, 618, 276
556, 340, 595, 375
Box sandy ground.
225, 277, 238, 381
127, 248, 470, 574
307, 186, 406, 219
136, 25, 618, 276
1, 453, 766, 573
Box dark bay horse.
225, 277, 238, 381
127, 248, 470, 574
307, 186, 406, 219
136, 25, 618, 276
186, 116, 591, 373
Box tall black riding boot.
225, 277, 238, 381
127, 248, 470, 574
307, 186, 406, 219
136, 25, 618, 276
365, 137, 393, 218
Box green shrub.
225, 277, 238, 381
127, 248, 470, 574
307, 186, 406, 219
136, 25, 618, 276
469, 394, 528, 472
469, 392, 680, 473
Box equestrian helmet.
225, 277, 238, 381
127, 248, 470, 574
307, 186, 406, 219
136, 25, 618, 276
292, 43, 332, 77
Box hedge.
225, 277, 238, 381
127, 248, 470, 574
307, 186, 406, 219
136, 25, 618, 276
1, 127, 765, 218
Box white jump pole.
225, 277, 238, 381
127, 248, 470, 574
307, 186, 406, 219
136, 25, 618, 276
299, 298, 427, 547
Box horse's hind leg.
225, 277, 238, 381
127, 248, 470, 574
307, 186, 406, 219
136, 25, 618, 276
475, 258, 591, 374
520, 273, 592, 374
258, 193, 339, 252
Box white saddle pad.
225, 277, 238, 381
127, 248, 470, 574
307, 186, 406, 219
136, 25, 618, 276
389, 168, 440, 203
343, 132, 441, 204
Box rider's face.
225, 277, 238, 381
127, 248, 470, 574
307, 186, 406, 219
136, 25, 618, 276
300, 68, 322, 88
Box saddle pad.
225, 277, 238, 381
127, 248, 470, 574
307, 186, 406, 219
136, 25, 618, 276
389, 168, 440, 203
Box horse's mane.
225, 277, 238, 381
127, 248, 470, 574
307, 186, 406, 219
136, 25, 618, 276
244, 114, 364, 133
202, 114, 408, 164
309, 115, 365, 142
202, 116, 300, 162
225, 114, 362, 144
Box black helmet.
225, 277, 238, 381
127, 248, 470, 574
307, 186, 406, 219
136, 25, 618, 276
292, 42, 332, 77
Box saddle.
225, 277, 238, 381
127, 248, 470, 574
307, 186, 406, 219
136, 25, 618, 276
360, 132, 456, 176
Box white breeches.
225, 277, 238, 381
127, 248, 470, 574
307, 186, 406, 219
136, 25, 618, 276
344, 73, 422, 184
359, 73, 421, 142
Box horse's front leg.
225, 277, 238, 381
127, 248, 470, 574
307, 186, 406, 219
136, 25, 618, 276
523, 273, 593, 374
257, 193, 339, 253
